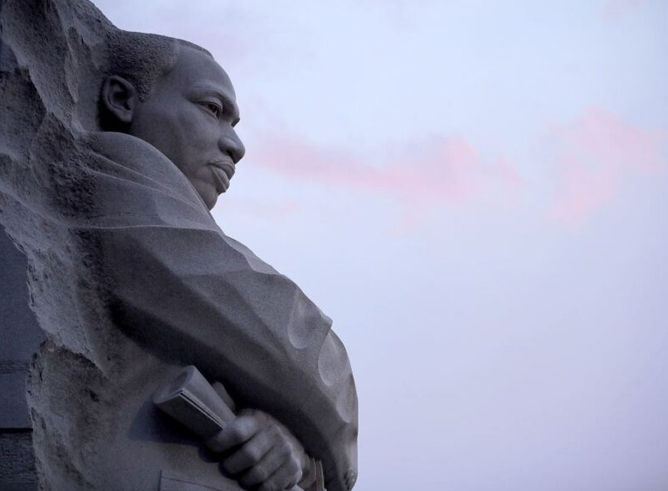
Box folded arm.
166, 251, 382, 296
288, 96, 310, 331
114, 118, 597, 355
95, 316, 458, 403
81, 132, 358, 491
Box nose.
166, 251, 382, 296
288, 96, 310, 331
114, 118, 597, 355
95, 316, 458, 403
219, 128, 245, 164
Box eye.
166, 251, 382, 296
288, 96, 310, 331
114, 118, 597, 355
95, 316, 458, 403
202, 101, 222, 118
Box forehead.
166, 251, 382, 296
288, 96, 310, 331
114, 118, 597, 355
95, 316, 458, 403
167, 46, 237, 100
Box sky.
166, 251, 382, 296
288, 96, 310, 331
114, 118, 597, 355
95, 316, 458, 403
92, 1, 668, 489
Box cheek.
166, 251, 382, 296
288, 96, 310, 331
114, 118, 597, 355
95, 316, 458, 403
155, 107, 204, 173
135, 105, 184, 159
135, 101, 220, 181
172, 109, 223, 193
175, 107, 218, 159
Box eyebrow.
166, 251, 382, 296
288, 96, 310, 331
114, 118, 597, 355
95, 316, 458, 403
191, 83, 241, 124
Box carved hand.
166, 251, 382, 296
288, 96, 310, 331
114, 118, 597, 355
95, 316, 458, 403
205, 409, 310, 491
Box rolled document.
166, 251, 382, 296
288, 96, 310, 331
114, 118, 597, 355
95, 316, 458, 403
153, 366, 308, 491
153, 365, 235, 439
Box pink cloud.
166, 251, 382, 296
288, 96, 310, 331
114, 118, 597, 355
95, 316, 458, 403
491, 156, 524, 204
249, 134, 522, 228
601, 0, 646, 19
548, 106, 667, 226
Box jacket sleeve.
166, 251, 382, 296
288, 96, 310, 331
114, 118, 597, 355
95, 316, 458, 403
79, 132, 358, 491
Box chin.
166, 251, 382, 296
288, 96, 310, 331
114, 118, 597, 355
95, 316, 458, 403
195, 185, 220, 210
205, 192, 220, 210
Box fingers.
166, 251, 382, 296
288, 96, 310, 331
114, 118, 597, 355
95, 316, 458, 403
205, 414, 262, 453
257, 458, 303, 491
236, 434, 292, 488
224, 428, 275, 475
207, 409, 305, 491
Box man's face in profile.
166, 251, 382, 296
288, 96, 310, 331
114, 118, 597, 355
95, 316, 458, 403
127, 47, 245, 210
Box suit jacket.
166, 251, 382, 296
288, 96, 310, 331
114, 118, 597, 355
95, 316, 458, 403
28, 131, 357, 491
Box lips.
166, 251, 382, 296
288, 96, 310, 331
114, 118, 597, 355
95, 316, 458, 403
210, 160, 235, 193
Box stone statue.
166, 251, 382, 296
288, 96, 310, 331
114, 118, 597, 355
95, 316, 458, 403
0, 1, 358, 490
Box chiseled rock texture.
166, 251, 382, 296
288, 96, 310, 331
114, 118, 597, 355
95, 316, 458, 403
0, 1, 358, 490
0, 225, 44, 490
1, 0, 112, 488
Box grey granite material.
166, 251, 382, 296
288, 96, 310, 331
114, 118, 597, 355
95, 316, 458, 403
0, 431, 38, 486
0, 226, 45, 429
0, 0, 358, 490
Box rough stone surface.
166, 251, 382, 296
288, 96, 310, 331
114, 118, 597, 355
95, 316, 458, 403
0, 1, 357, 490
0, 431, 38, 486
0, 226, 45, 429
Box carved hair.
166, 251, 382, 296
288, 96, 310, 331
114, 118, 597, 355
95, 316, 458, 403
103, 30, 212, 102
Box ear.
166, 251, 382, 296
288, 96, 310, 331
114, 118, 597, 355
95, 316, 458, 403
100, 75, 138, 126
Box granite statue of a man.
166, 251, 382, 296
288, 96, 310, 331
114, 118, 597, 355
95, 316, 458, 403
0, 1, 358, 490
